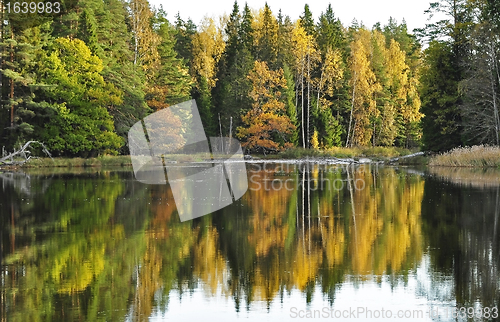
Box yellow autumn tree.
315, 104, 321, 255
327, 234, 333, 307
237, 61, 296, 153
346, 30, 380, 147
129, 0, 160, 80
191, 17, 225, 88
291, 20, 320, 148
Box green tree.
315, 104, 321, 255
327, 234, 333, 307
38, 38, 123, 156
420, 41, 463, 151
147, 13, 193, 110
416, 0, 473, 151
213, 1, 253, 136
316, 4, 344, 54
254, 3, 279, 68
97, 0, 149, 151
282, 63, 299, 145
299, 4, 315, 37
78, 8, 101, 56
0, 23, 39, 149
174, 13, 197, 69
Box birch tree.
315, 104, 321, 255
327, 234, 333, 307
346, 30, 380, 147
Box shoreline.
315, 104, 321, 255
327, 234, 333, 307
2, 145, 500, 170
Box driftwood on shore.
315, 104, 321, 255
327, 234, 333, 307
387, 152, 425, 164
0, 141, 52, 166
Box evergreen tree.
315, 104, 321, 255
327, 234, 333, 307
254, 3, 279, 68
174, 13, 197, 69
78, 9, 101, 56
420, 41, 463, 151
0, 24, 41, 149
213, 1, 253, 136
276, 11, 294, 69
417, 0, 473, 151
147, 12, 193, 109
95, 0, 149, 153
240, 4, 254, 54
299, 4, 315, 37
316, 4, 344, 54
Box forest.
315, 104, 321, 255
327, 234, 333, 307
0, 0, 499, 156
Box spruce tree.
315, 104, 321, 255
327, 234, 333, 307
174, 13, 197, 69
299, 4, 316, 37
213, 1, 253, 136
147, 12, 193, 109
254, 3, 278, 68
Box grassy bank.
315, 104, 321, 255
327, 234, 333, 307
2, 147, 420, 169
272, 146, 415, 160
429, 145, 500, 168
19, 155, 133, 168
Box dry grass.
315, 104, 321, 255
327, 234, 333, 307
277, 146, 414, 159
429, 145, 500, 168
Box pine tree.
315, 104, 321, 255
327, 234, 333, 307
420, 41, 463, 151
0, 24, 40, 149
240, 4, 254, 54
282, 63, 299, 145
276, 11, 294, 69
95, 0, 149, 152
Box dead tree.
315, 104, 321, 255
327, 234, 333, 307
0, 141, 52, 166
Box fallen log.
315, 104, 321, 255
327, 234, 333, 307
0, 141, 52, 166
387, 152, 425, 164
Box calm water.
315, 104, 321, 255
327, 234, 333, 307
1, 163, 500, 321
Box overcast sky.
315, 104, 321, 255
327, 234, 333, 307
149, 0, 437, 33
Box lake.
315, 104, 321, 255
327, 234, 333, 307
1, 162, 499, 321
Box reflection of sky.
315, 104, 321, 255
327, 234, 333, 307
147, 253, 457, 322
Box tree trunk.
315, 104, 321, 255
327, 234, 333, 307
307, 46, 311, 149
301, 58, 305, 148
492, 41, 500, 146
346, 72, 357, 147
10, 32, 14, 128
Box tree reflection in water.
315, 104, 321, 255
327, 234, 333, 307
0, 165, 499, 321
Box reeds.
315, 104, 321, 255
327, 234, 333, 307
429, 145, 500, 168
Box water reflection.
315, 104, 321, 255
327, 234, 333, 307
0, 165, 499, 321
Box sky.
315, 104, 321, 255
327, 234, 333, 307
149, 0, 437, 33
